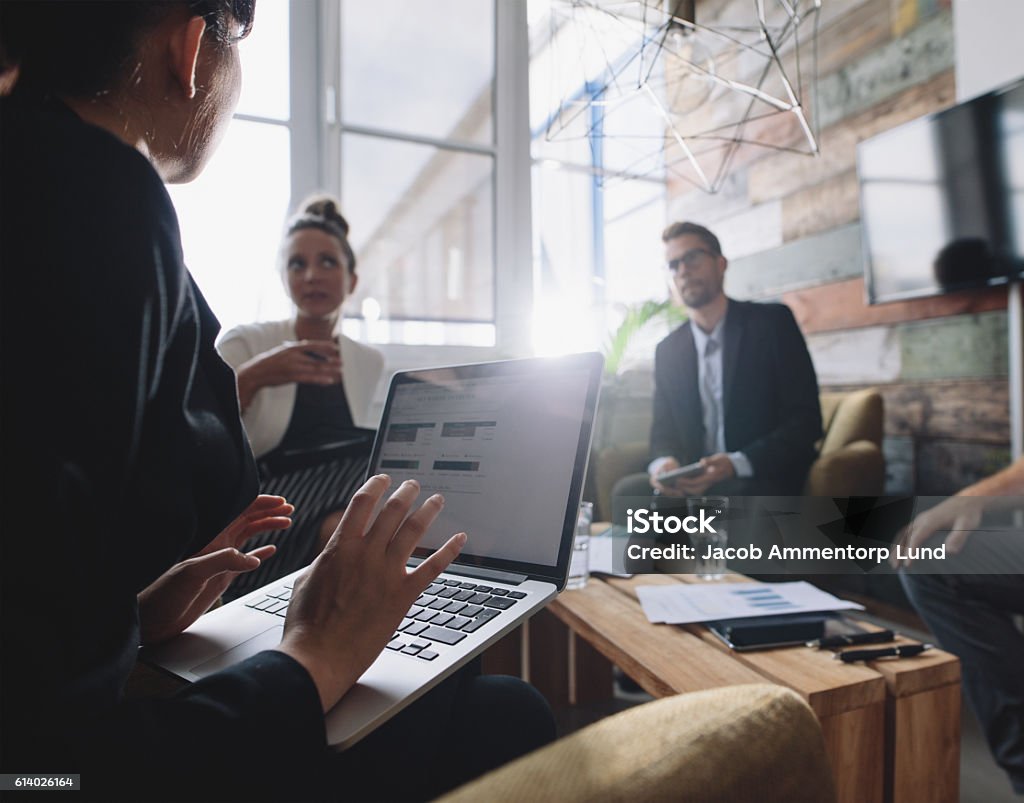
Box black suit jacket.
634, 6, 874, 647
650, 300, 822, 495
1, 92, 327, 800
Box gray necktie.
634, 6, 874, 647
701, 337, 719, 456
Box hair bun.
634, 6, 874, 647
301, 195, 349, 237
284, 193, 357, 272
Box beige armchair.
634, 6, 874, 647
593, 389, 886, 519
130, 667, 835, 801
438, 684, 836, 803
806, 389, 884, 497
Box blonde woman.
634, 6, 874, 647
218, 196, 384, 459
217, 197, 386, 595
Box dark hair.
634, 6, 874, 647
0, 1, 254, 97
286, 195, 357, 274
661, 221, 723, 256
933, 238, 993, 288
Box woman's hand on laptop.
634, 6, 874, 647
137, 495, 294, 645
275, 474, 467, 712
138, 544, 279, 645
193, 494, 294, 557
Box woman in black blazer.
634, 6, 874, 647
0, 3, 551, 799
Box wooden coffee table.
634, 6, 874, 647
484, 571, 960, 803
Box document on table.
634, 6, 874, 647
636, 581, 864, 624
588, 533, 632, 578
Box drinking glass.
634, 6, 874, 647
566, 501, 593, 590
686, 495, 728, 580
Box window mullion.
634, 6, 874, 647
494, 0, 533, 356
289, 0, 323, 204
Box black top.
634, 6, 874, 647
650, 300, 822, 495
0, 92, 326, 799
276, 380, 357, 454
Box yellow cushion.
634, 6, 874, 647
818, 389, 883, 455
437, 684, 835, 803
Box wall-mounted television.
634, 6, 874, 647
857, 76, 1024, 304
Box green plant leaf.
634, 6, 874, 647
603, 299, 686, 375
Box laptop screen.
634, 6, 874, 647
368, 353, 603, 584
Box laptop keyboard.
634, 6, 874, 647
244, 577, 526, 662
244, 583, 293, 614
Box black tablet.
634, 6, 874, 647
708, 613, 867, 651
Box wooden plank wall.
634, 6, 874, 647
663, 0, 1012, 495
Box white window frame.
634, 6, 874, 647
288, 0, 534, 370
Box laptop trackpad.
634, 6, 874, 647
190, 625, 284, 677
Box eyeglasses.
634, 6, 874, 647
667, 248, 715, 273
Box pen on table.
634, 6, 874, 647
807, 629, 895, 649
834, 643, 933, 663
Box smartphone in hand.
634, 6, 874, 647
656, 461, 706, 482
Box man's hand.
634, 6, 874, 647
652, 454, 735, 497
650, 457, 682, 495
892, 495, 987, 567
275, 475, 466, 712
892, 458, 1024, 567
138, 495, 293, 644
138, 545, 277, 645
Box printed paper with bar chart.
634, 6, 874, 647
636, 581, 863, 625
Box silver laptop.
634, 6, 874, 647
144, 352, 603, 749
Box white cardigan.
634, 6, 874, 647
217, 319, 385, 458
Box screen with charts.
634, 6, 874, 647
372, 360, 596, 568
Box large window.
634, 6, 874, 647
169, 1, 531, 355
331, 1, 501, 348
168, 0, 293, 331
170, 1, 665, 360
528, 0, 670, 359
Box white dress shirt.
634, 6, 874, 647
649, 307, 753, 479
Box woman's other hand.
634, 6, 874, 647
138, 545, 277, 645
276, 475, 467, 712
138, 495, 292, 644
195, 494, 293, 557
236, 340, 342, 410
